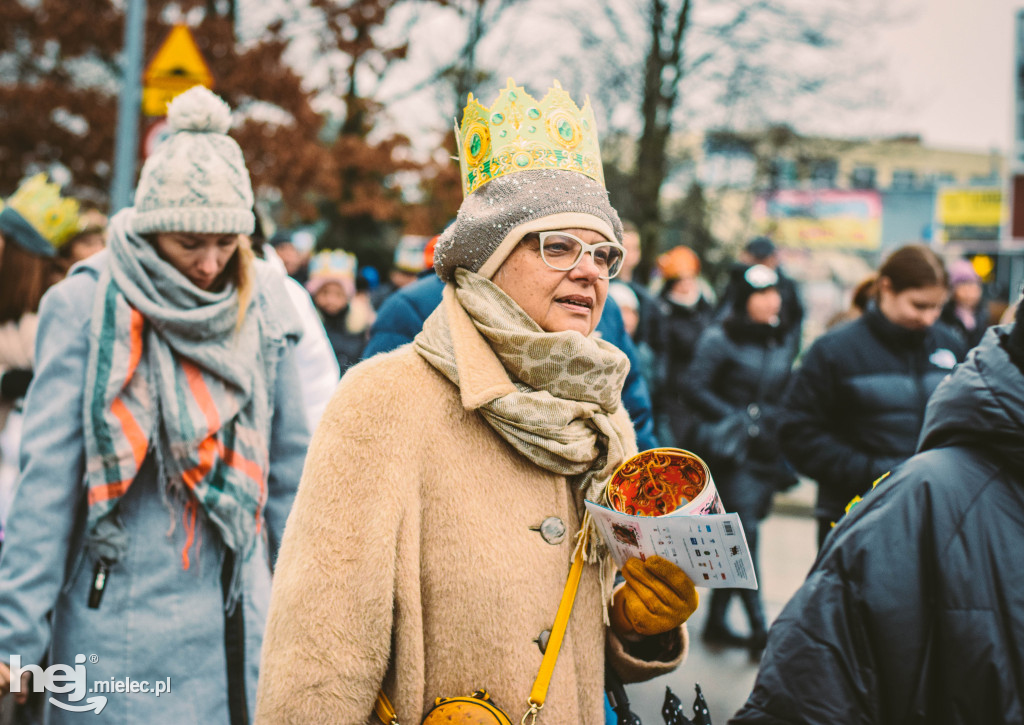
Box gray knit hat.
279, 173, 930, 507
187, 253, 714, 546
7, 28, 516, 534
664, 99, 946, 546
433, 168, 623, 282
132, 86, 255, 236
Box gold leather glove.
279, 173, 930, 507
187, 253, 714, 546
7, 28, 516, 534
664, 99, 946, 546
610, 555, 699, 637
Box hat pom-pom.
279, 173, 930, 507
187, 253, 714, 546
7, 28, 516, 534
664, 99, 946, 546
167, 85, 232, 134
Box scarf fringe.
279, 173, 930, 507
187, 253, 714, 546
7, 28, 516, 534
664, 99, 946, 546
574, 510, 616, 626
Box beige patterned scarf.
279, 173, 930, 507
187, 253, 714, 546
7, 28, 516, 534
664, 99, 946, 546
414, 269, 637, 575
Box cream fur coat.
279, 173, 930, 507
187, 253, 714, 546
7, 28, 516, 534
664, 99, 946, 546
256, 344, 687, 724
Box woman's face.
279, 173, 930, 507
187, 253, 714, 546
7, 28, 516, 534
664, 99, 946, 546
493, 228, 609, 336
746, 287, 782, 325
313, 281, 349, 316
154, 232, 239, 291
668, 275, 699, 303
67, 232, 105, 264
953, 280, 983, 310
877, 278, 947, 330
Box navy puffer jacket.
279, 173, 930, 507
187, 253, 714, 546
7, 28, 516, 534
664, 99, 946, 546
683, 318, 798, 482
731, 327, 1024, 724
779, 303, 965, 520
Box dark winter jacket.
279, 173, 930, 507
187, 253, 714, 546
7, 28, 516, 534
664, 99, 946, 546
779, 303, 966, 520
683, 317, 798, 484
320, 307, 368, 374
731, 327, 1024, 725
940, 298, 987, 351
658, 294, 715, 445
661, 294, 715, 394
361, 274, 660, 450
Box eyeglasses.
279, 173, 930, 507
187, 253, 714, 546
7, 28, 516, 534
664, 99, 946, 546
534, 231, 627, 279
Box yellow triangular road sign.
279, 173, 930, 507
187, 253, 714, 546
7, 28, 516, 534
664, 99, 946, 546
142, 24, 214, 117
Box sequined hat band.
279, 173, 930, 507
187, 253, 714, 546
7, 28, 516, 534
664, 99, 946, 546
432, 169, 622, 282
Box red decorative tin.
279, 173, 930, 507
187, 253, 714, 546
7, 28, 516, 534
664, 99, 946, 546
607, 448, 717, 517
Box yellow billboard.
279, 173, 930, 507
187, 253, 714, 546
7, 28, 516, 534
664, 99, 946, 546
936, 188, 1003, 241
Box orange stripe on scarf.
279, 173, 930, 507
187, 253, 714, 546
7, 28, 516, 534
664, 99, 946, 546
178, 360, 221, 567
87, 479, 132, 506
182, 360, 221, 432
181, 435, 218, 491
126, 308, 145, 382
181, 497, 199, 570
90, 310, 149, 508
217, 442, 267, 533
111, 398, 148, 470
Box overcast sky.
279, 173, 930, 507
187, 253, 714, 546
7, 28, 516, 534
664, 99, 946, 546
374, 0, 1024, 155
848, 0, 1020, 152
244, 0, 1023, 156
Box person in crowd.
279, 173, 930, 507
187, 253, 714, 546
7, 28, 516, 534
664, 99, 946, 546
718, 236, 803, 336
618, 221, 664, 356
0, 87, 309, 723
370, 234, 434, 309
684, 264, 798, 659
251, 213, 340, 430
256, 79, 695, 724
941, 257, 988, 350
609, 281, 658, 394
268, 227, 313, 286
657, 245, 715, 450
780, 244, 966, 551
55, 224, 106, 274
306, 249, 374, 374
731, 304, 1024, 724
0, 174, 80, 546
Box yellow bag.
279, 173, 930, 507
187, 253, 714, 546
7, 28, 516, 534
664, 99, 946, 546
423, 691, 513, 724
376, 689, 512, 725
374, 548, 585, 725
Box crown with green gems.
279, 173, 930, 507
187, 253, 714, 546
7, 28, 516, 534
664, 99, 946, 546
455, 78, 605, 197
5, 174, 80, 247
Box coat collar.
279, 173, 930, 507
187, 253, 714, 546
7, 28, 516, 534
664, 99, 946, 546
442, 283, 517, 410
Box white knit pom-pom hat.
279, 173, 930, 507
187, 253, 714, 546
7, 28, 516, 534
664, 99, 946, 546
132, 85, 255, 236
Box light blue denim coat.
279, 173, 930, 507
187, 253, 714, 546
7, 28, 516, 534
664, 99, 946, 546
0, 252, 309, 723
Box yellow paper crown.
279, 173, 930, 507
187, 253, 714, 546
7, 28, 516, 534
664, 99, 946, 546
456, 78, 605, 197
6, 174, 80, 247
309, 249, 357, 280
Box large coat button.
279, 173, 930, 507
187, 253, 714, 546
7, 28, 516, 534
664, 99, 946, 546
531, 517, 566, 545
535, 629, 551, 654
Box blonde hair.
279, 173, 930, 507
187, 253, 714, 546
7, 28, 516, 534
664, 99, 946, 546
234, 236, 255, 332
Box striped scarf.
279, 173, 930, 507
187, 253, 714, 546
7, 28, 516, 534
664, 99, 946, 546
83, 210, 283, 601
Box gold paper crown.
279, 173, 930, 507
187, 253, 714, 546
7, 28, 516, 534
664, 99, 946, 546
455, 78, 605, 197
309, 249, 357, 280
6, 174, 80, 247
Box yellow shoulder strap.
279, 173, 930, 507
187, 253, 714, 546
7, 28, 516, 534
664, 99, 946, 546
527, 547, 585, 711
375, 547, 586, 724
374, 690, 398, 725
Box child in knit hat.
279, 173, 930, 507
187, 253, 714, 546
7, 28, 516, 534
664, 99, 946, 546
0, 85, 309, 722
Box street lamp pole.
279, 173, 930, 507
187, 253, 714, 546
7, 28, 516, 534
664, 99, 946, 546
110, 0, 147, 212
